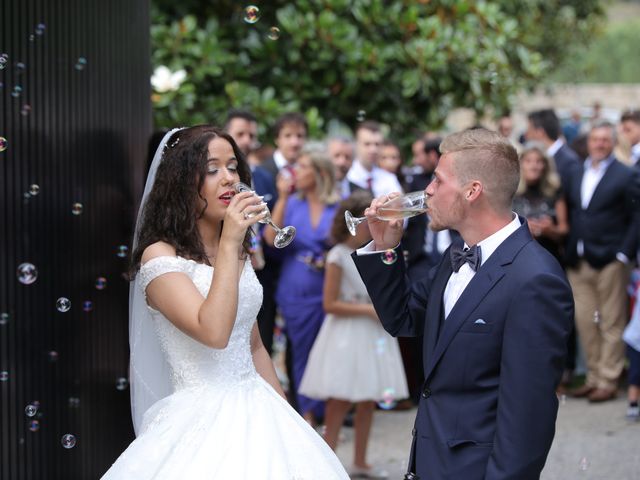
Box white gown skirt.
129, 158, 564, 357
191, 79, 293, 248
102, 375, 348, 479
299, 314, 408, 403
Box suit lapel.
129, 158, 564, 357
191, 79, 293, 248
423, 222, 532, 381
586, 160, 618, 211
424, 255, 452, 364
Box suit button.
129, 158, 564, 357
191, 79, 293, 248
421, 387, 431, 399
411, 428, 417, 437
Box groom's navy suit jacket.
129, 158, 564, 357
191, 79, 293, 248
352, 221, 574, 480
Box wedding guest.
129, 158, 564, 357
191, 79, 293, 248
512, 145, 569, 261
347, 121, 403, 196
526, 108, 581, 189
379, 139, 407, 190
261, 112, 307, 178
264, 142, 340, 425
327, 136, 361, 199
620, 109, 640, 168
300, 191, 407, 479
103, 126, 348, 478
223, 109, 258, 156
565, 122, 640, 402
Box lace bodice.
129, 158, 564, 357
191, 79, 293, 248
138, 256, 263, 392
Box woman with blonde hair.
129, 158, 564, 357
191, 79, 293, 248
264, 142, 339, 425
513, 144, 569, 260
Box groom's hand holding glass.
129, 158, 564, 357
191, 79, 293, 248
364, 191, 423, 250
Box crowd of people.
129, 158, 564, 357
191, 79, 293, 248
231, 108, 640, 417
126, 106, 640, 478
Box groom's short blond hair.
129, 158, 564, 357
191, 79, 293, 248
440, 128, 520, 211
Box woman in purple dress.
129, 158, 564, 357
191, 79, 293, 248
264, 142, 339, 425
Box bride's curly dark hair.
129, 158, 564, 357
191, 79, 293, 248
131, 125, 253, 274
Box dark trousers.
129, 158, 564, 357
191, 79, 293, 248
628, 345, 640, 387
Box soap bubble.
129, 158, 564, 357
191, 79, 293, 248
243, 5, 260, 24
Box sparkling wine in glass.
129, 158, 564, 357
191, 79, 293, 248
344, 190, 428, 236
233, 182, 296, 248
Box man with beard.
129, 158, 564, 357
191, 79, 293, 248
352, 128, 574, 479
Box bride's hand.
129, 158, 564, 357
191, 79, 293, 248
221, 191, 267, 244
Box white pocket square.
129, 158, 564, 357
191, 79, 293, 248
474, 319, 486, 325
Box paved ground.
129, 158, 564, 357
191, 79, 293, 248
335, 394, 640, 479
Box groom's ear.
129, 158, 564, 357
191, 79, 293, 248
465, 181, 483, 201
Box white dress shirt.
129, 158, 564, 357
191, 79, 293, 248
631, 143, 640, 166
546, 138, 564, 158
346, 160, 403, 197
443, 215, 521, 317
356, 214, 522, 318
273, 149, 288, 171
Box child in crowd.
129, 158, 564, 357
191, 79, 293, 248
299, 191, 408, 478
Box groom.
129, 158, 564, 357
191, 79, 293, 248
352, 128, 573, 479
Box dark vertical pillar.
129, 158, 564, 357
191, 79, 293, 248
0, 1, 151, 477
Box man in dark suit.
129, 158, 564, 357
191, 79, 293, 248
565, 122, 640, 402
526, 109, 581, 189
327, 136, 368, 198
352, 128, 574, 479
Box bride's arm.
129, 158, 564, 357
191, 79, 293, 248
145, 192, 266, 349
250, 323, 287, 399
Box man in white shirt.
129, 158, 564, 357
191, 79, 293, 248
347, 121, 403, 197
327, 136, 362, 199
261, 112, 307, 179
351, 128, 573, 480
564, 122, 640, 402
621, 109, 640, 168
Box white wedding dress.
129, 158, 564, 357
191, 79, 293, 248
102, 256, 348, 479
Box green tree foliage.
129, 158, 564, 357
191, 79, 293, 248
151, 0, 603, 142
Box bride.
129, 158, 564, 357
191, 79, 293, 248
102, 126, 348, 479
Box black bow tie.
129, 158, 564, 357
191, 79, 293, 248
450, 243, 481, 272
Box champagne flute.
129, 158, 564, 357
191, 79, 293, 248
233, 182, 296, 248
344, 190, 428, 236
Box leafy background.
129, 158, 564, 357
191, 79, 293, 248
150, 0, 606, 147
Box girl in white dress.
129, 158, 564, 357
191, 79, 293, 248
102, 126, 348, 479
299, 191, 408, 479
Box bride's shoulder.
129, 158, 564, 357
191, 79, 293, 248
141, 241, 177, 265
